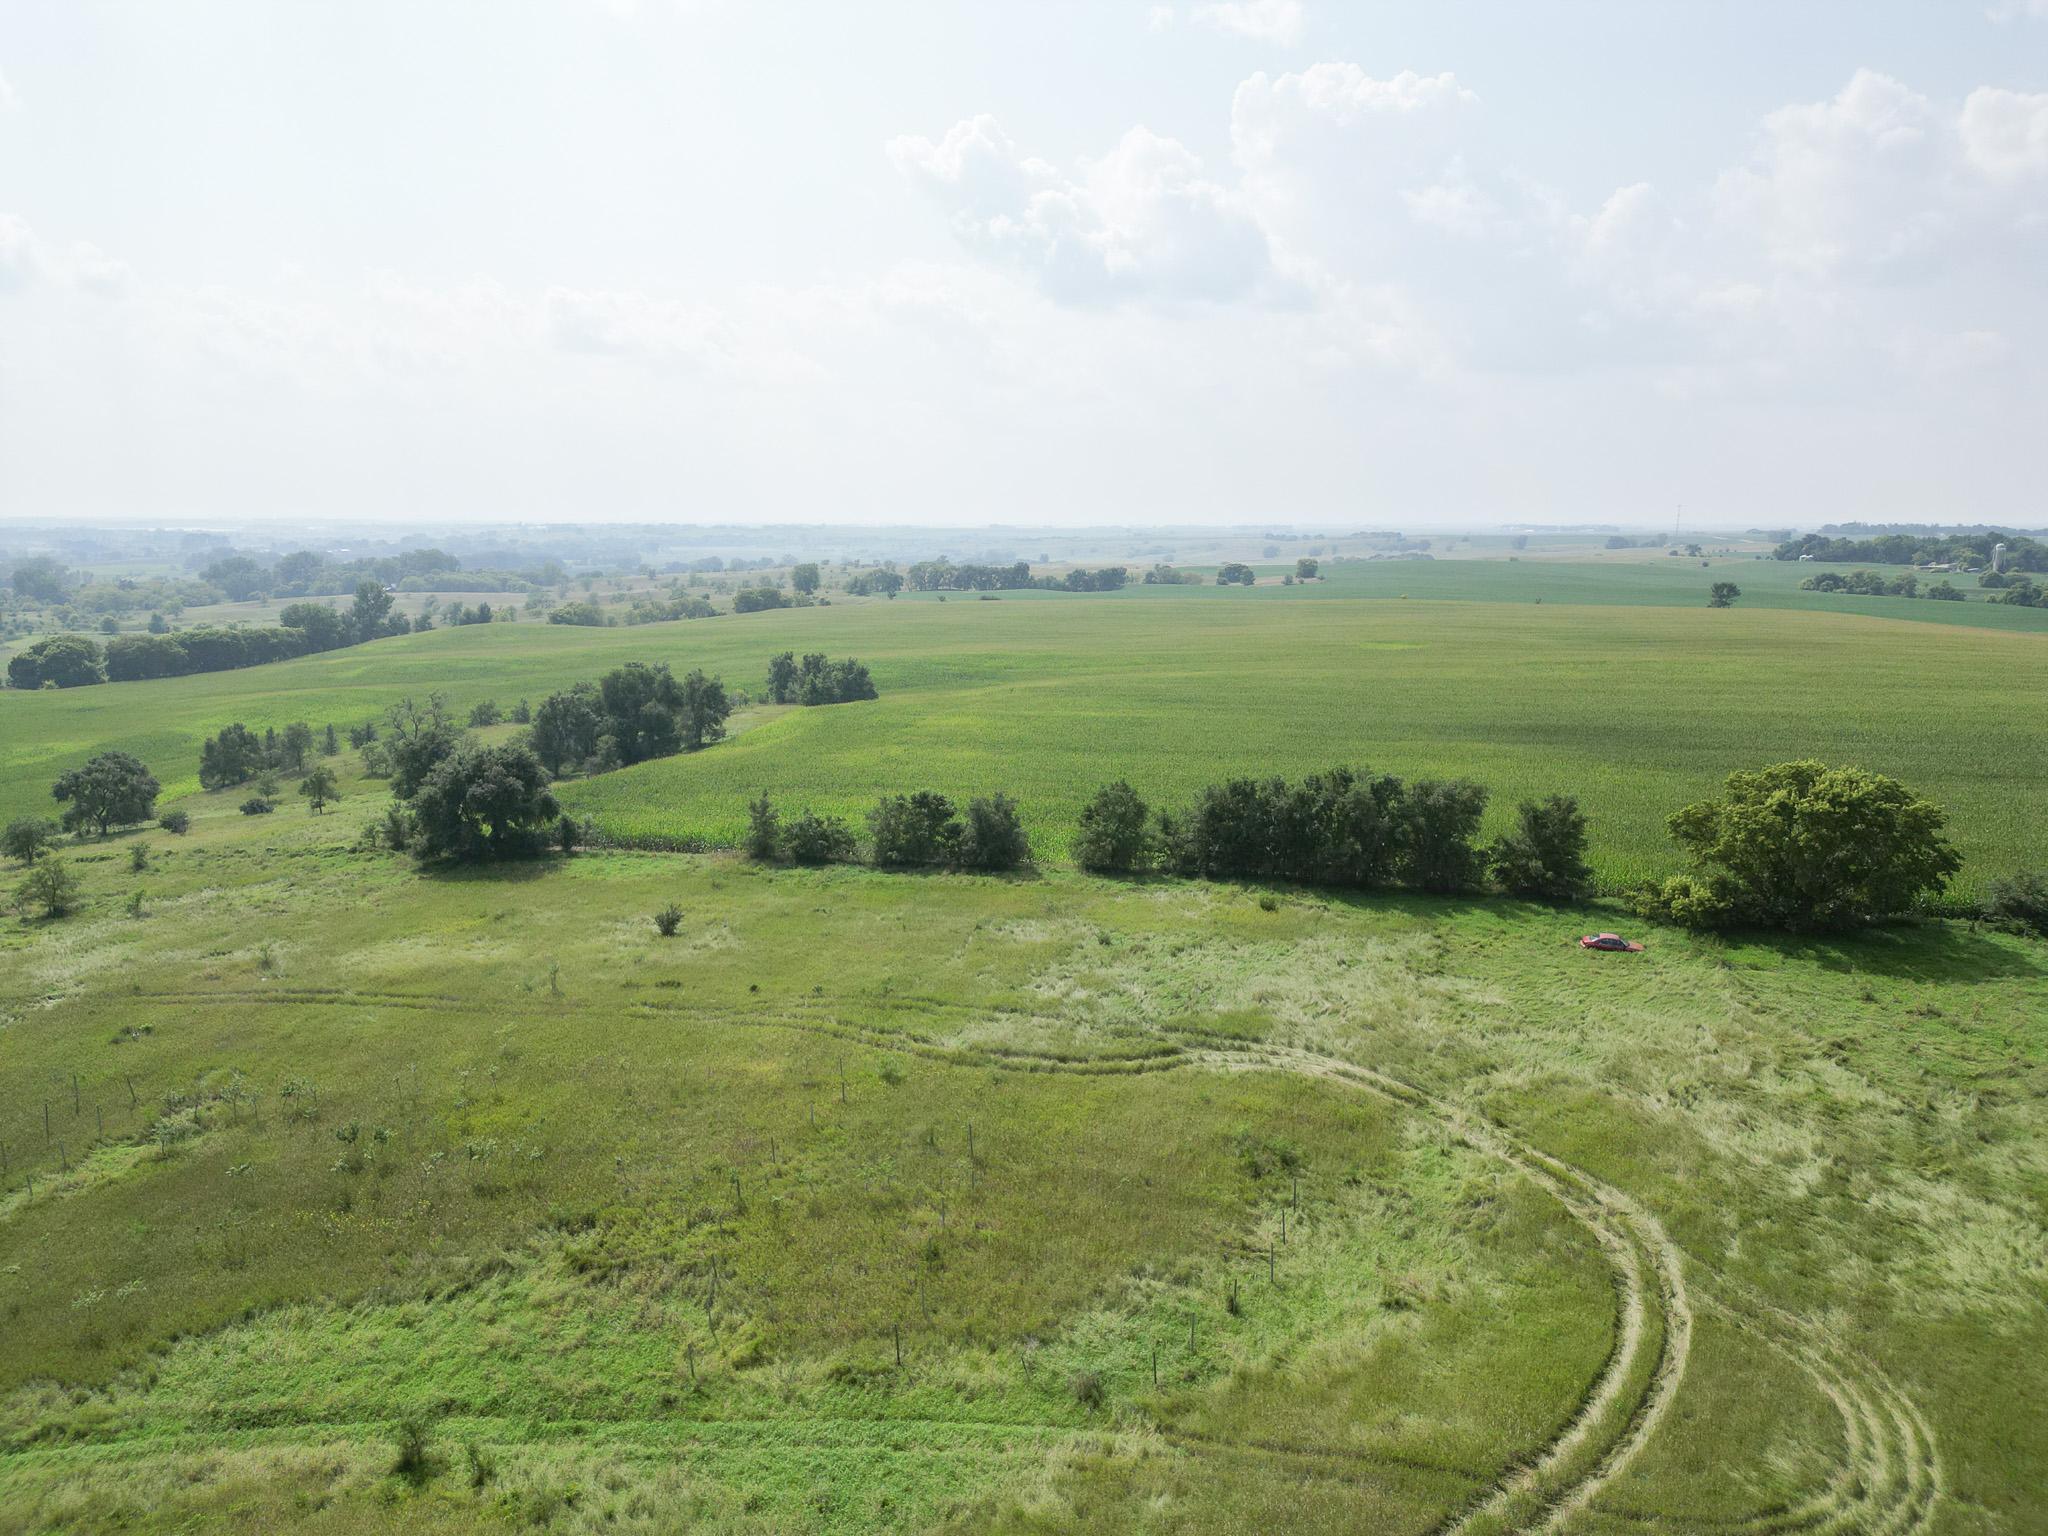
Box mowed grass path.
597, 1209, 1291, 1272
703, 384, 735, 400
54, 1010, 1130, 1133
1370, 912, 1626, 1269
4, 592, 2043, 891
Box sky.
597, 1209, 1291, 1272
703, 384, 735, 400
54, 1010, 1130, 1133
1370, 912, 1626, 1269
2, 1, 2046, 529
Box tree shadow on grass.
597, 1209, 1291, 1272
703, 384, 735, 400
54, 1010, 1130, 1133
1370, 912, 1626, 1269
1711, 922, 2046, 983
414, 855, 564, 886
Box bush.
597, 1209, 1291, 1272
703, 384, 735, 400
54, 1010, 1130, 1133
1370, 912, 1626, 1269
868, 792, 961, 867
240, 796, 276, 816
1069, 1370, 1105, 1409
1488, 795, 1594, 901
467, 700, 503, 727
744, 794, 781, 860
158, 809, 190, 836
1074, 781, 1151, 872
391, 1415, 434, 1483
782, 811, 856, 866
955, 794, 1029, 871
1629, 761, 1961, 931
653, 903, 684, 937
1983, 870, 2048, 938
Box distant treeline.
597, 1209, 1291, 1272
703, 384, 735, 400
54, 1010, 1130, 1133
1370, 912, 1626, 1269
191, 547, 555, 602
5, 583, 413, 689
1774, 531, 2046, 571
893, 560, 1130, 593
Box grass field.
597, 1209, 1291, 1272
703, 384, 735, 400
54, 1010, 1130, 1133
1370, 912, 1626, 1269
4, 588, 2044, 898
1, 761, 2042, 1533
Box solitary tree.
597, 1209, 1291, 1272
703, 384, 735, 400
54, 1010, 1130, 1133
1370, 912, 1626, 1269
790, 563, 822, 595
53, 752, 160, 837
1631, 761, 1961, 931
1708, 582, 1742, 608
3, 816, 60, 864
1295, 558, 1320, 580
15, 857, 82, 919
298, 765, 340, 814
410, 744, 561, 861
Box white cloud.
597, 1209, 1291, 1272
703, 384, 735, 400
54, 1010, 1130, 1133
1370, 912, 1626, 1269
1195, 0, 1303, 45
0, 213, 37, 289
0, 68, 18, 114
1713, 70, 1952, 278
1960, 87, 2048, 179
890, 116, 1276, 304
1147, 5, 1176, 32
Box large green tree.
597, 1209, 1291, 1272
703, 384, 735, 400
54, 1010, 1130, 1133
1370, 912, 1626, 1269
52, 752, 161, 836
1632, 761, 1961, 931
411, 744, 561, 861
7, 634, 106, 690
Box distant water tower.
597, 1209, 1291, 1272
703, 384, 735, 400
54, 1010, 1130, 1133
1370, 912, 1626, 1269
1993, 541, 2009, 573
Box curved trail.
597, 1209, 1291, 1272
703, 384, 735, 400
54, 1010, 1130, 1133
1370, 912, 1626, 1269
135, 988, 1942, 1533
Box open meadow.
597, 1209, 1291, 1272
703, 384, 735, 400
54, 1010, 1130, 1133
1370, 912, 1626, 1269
0, 743, 2043, 1534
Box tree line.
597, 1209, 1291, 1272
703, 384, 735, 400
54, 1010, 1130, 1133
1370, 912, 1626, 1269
736, 759, 1980, 935
5, 581, 415, 689
1774, 530, 2046, 571
745, 790, 1028, 872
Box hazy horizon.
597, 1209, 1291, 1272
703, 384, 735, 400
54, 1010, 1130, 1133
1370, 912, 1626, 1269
4, 2, 2046, 528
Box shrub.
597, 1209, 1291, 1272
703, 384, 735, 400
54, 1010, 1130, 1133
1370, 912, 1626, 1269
1983, 870, 2048, 938
158, 810, 190, 835
955, 794, 1029, 872
1488, 795, 1594, 901
129, 843, 151, 873
1074, 781, 1150, 872
1629, 761, 1961, 932
1069, 1370, 1105, 1409
1707, 582, 1742, 608
240, 796, 276, 816
3, 816, 60, 864
391, 1415, 434, 1483
467, 700, 503, 727
744, 794, 781, 860
380, 806, 414, 851
14, 857, 81, 919
868, 791, 961, 867
782, 811, 856, 866
653, 903, 684, 937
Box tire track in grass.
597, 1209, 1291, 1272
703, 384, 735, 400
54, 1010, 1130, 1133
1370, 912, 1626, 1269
101, 990, 1943, 1534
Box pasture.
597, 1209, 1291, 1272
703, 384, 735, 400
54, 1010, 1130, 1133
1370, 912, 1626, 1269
0, 770, 2042, 1533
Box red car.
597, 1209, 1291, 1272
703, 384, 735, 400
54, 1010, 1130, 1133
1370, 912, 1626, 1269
1579, 933, 1644, 952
